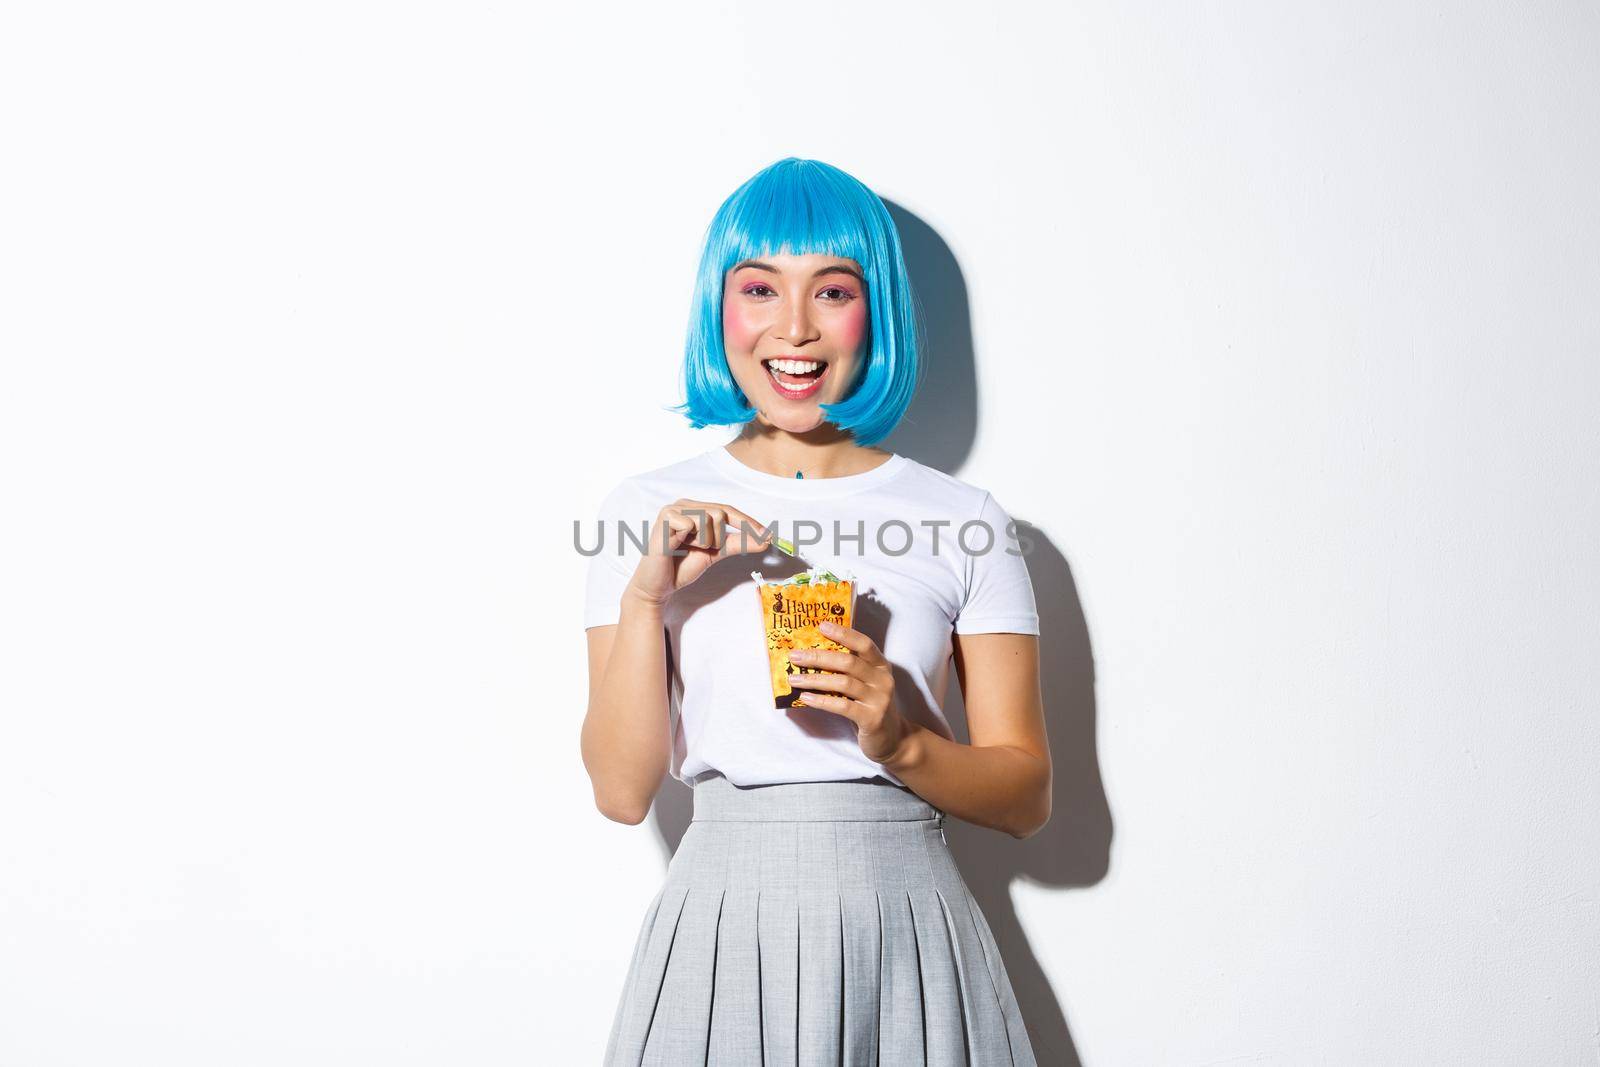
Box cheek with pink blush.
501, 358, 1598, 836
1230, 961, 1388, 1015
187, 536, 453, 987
829, 299, 868, 358
722, 298, 768, 356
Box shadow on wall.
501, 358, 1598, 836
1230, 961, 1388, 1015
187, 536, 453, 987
647, 200, 1112, 1067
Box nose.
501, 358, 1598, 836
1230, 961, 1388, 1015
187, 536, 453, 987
774, 295, 820, 346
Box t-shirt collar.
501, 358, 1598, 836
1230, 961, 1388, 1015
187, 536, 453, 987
705, 444, 910, 498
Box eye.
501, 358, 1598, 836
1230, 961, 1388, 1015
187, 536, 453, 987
742, 283, 776, 298
818, 285, 856, 302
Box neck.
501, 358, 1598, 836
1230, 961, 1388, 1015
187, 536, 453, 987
726, 424, 891, 479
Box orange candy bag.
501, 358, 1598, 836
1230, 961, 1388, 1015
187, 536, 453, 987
752, 569, 858, 709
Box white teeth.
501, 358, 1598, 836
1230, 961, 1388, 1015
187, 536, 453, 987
767, 364, 819, 391
766, 358, 823, 374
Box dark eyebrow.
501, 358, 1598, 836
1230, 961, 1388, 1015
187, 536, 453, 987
729, 259, 865, 283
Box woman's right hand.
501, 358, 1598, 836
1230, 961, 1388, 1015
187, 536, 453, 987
624, 498, 773, 610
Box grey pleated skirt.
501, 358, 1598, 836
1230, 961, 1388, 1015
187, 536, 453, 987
603, 772, 1037, 1066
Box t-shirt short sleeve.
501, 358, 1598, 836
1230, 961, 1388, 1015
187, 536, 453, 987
582, 479, 649, 630
954, 491, 1040, 636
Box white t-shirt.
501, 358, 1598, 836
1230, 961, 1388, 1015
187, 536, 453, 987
581, 445, 1040, 788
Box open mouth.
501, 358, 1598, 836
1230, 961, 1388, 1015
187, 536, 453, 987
763, 357, 829, 399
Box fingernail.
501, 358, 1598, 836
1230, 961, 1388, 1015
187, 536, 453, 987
818, 621, 836, 633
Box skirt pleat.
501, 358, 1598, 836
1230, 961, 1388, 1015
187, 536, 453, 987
757, 890, 799, 1062
840, 888, 881, 1066
708, 889, 763, 1063
639, 885, 724, 1064
965, 893, 1034, 1066
906, 890, 967, 1065
602, 774, 1037, 1067
875, 890, 926, 1063
938, 888, 1011, 1059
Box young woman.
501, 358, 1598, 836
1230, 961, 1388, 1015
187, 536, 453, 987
581, 158, 1049, 1065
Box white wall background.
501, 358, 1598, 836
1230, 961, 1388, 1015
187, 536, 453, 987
3, 2, 1596, 1063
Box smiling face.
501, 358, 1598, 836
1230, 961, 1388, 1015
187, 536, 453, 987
722, 253, 870, 433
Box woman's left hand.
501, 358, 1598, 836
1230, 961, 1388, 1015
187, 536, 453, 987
786, 621, 911, 766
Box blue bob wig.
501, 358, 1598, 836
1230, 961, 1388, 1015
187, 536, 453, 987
668, 158, 920, 447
